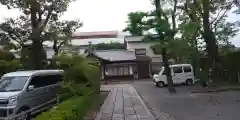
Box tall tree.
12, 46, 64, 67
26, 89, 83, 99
0, 0, 75, 69
44, 20, 82, 55
178, 0, 238, 82
123, 12, 147, 36
146, 0, 179, 93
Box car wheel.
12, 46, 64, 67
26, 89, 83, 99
16, 110, 30, 120
186, 79, 193, 85
156, 81, 165, 88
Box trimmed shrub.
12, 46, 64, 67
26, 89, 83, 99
35, 54, 101, 120
55, 54, 101, 95
0, 60, 21, 76
35, 92, 97, 120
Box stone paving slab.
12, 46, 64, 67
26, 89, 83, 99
95, 84, 155, 120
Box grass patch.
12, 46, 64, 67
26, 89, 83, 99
34, 92, 98, 120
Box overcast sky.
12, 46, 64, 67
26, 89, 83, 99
0, 0, 240, 46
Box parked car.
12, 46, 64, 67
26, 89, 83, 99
153, 64, 195, 87
0, 70, 64, 120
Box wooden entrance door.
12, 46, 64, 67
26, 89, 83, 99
137, 62, 150, 79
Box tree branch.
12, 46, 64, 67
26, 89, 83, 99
211, 7, 228, 25
6, 32, 24, 46
171, 0, 177, 34
40, 8, 53, 33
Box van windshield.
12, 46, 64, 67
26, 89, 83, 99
0, 76, 29, 92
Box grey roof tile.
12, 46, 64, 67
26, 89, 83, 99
94, 50, 136, 61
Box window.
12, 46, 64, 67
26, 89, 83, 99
135, 48, 146, 56
123, 67, 129, 75
183, 66, 192, 73
29, 74, 63, 88
0, 76, 29, 91
173, 67, 183, 73
29, 76, 45, 88
117, 67, 123, 76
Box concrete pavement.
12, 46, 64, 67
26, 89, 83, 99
134, 81, 240, 120
95, 84, 155, 120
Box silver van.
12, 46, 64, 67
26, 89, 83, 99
0, 70, 64, 120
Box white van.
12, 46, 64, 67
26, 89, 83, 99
153, 64, 195, 87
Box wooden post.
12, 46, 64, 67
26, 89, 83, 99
103, 63, 108, 84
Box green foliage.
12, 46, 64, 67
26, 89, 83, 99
92, 42, 125, 50
0, 50, 15, 61
151, 39, 193, 63
35, 54, 101, 120
35, 91, 97, 120
0, 0, 79, 69
44, 20, 83, 55
55, 54, 100, 94
0, 60, 21, 76
123, 11, 147, 36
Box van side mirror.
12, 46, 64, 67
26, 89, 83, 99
28, 85, 34, 91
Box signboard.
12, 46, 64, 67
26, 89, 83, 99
135, 48, 146, 56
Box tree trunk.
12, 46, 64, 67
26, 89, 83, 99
30, 4, 45, 70
155, 0, 176, 93
53, 40, 59, 56
162, 47, 176, 93
31, 39, 44, 69
202, 0, 219, 82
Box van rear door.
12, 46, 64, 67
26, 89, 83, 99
183, 66, 194, 81
172, 66, 185, 84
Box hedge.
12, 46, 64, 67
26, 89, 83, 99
35, 54, 101, 120
35, 87, 97, 120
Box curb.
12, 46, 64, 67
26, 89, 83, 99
191, 87, 240, 93
95, 89, 112, 120
131, 85, 157, 120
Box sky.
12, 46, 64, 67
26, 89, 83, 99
0, 0, 240, 46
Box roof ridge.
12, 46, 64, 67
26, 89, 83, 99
94, 49, 126, 52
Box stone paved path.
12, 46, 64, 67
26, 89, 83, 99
96, 84, 155, 120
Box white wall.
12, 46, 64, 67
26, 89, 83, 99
71, 37, 124, 46
126, 42, 162, 62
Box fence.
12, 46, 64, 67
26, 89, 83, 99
216, 70, 240, 83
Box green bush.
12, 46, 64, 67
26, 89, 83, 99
35, 92, 97, 120
0, 60, 21, 76
35, 54, 101, 120
0, 50, 15, 61
55, 54, 101, 95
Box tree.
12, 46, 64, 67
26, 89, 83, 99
178, 0, 239, 82
151, 39, 193, 63
144, 0, 179, 93
0, 16, 31, 50
0, 0, 76, 69
45, 20, 82, 55
123, 11, 147, 36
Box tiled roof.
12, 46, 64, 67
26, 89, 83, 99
93, 49, 136, 61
